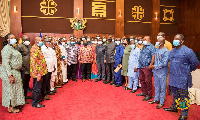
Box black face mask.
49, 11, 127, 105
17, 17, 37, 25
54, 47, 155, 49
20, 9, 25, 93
83, 43, 87, 46
123, 43, 127, 46
108, 39, 112, 42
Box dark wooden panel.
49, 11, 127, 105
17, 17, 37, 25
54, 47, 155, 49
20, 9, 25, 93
10, 0, 21, 39
178, 0, 200, 52
151, 0, 160, 44
0, 37, 4, 63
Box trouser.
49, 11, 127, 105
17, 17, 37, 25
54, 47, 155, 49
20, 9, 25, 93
128, 76, 138, 90
32, 77, 43, 106
171, 86, 189, 116
81, 63, 91, 79
114, 68, 122, 85
106, 63, 114, 83
153, 69, 167, 105
21, 73, 30, 97
97, 62, 106, 81
50, 72, 56, 91
139, 67, 153, 97
42, 72, 52, 97
61, 61, 68, 82
67, 64, 77, 80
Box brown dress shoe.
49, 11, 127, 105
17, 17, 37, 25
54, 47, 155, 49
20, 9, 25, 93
156, 104, 164, 109
43, 95, 51, 100
148, 100, 160, 104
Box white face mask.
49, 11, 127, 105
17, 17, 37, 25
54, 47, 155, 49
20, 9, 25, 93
70, 37, 73, 39
98, 41, 102, 45
143, 41, 148, 45
130, 39, 134, 41
10, 39, 17, 45
157, 35, 162, 39
103, 39, 106, 42
87, 38, 91, 41
82, 38, 85, 40
115, 41, 120, 45
94, 41, 97, 44
23, 41, 30, 46
96, 37, 100, 40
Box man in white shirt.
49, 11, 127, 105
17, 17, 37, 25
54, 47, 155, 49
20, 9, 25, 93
59, 38, 68, 84
41, 38, 57, 99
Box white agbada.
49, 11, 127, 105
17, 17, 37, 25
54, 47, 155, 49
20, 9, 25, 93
59, 44, 68, 82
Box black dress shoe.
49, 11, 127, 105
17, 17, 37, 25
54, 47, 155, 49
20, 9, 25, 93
115, 84, 120, 87
95, 80, 99, 82
136, 93, 146, 96
110, 82, 114, 85
142, 96, 152, 101
72, 79, 77, 82
178, 115, 187, 120
125, 88, 132, 90
130, 90, 137, 93
47, 92, 55, 95
103, 81, 107, 84
163, 108, 178, 113
32, 104, 45, 108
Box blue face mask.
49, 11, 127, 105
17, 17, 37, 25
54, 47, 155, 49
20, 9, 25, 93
138, 41, 142, 45
143, 41, 148, 45
67, 42, 70, 45
39, 42, 43, 46
71, 42, 75, 45
130, 45, 135, 49
156, 42, 160, 47
135, 40, 138, 43
10, 39, 17, 45
103, 39, 106, 42
173, 40, 180, 47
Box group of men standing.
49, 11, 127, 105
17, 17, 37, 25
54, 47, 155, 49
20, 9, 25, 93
6, 32, 199, 120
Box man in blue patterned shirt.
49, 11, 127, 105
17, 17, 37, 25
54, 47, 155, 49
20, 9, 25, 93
163, 34, 199, 120
136, 36, 156, 101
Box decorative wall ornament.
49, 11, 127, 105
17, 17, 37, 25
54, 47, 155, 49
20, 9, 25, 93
70, 18, 87, 31
163, 9, 174, 22
132, 6, 145, 20
92, 1, 106, 17
40, 0, 57, 16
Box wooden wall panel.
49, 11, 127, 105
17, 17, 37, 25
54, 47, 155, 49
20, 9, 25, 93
115, 0, 124, 38
151, 0, 160, 44
74, 0, 83, 38
10, 0, 21, 40
179, 0, 200, 52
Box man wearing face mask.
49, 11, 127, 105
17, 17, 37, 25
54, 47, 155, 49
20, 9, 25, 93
30, 37, 48, 108
102, 36, 107, 45
137, 38, 143, 50
104, 38, 117, 84
59, 38, 68, 84
127, 40, 141, 93
15, 35, 32, 103
78, 40, 93, 82
95, 38, 106, 82
114, 38, 124, 87
91, 38, 98, 80
87, 36, 92, 46
163, 34, 199, 120
66, 38, 79, 82
148, 37, 169, 109
41, 37, 57, 100
155, 32, 172, 51
136, 36, 156, 101
75, 38, 82, 79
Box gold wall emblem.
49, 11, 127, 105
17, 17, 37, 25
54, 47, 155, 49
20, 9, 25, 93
70, 18, 87, 31
163, 9, 174, 22
40, 0, 57, 15
92, 2, 106, 17
132, 6, 144, 20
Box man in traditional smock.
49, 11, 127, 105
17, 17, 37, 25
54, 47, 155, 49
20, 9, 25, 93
164, 34, 199, 120
148, 37, 169, 109
127, 41, 140, 93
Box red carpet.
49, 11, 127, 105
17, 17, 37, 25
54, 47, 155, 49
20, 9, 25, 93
0, 79, 200, 120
